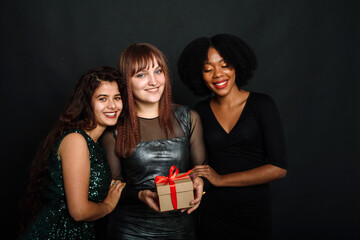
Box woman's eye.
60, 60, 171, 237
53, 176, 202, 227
222, 63, 233, 68
136, 73, 145, 78
99, 98, 106, 101
114, 97, 122, 101
203, 69, 212, 73
155, 69, 162, 74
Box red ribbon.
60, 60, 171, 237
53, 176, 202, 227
155, 165, 192, 210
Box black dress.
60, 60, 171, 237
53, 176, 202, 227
102, 105, 206, 240
194, 92, 287, 240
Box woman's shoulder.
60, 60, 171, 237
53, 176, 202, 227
175, 104, 200, 118
248, 91, 277, 107
59, 129, 88, 141
171, 103, 190, 120
247, 91, 281, 121
57, 130, 89, 157
59, 130, 88, 146
55, 129, 88, 147
172, 103, 191, 117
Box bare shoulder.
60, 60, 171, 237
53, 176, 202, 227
58, 132, 88, 157
61, 132, 87, 145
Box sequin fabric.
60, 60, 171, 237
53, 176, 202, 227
19, 129, 111, 240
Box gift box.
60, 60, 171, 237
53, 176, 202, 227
155, 166, 194, 212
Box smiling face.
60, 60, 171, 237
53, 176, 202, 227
130, 59, 165, 109
202, 47, 237, 97
91, 81, 123, 130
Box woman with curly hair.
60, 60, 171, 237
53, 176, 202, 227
18, 66, 127, 239
101, 43, 206, 239
178, 34, 287, 239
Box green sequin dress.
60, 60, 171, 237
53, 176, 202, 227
19, 129, 112, 240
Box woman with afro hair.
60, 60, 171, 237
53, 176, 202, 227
178, 34, 287, 239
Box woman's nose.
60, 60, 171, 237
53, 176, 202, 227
148, 73, 158, 86
107, 100, 116, 109
213, 67, 223, 78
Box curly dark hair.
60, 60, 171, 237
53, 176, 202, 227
177, 33, 258, 97
19, 66, 126, 233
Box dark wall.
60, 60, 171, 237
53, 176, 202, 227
1, 0, 359, 238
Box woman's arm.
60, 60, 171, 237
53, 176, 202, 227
193, 94, 287, 187
101, 130, 141, 204
101, 130, 122, 179
182, 110, 205, 213
60, 133, 124, 221
189, 109, 207, 166
193, 164, 286, 187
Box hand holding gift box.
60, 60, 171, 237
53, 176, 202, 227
155, 166, 195, 212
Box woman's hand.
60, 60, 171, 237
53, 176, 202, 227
102, 180, 126, 213
182, 176, 204, 214
138, 190, 161, 213
192, 165, 222, 187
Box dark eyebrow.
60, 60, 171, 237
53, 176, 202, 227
96, 93, 121, 98
96, 94, 108, 98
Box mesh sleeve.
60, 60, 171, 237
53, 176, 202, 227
189, 109, 207, 167
100, 130, 140, 204
100, 130, 122, 180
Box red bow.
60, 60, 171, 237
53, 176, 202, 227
155, 165, 192, 210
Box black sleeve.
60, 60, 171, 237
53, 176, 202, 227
258, 94, 287, 169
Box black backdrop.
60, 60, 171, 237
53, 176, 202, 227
1, 0, 359, 239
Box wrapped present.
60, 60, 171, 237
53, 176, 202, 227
155, 166, 194, 212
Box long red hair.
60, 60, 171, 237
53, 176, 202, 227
116, 43, 174, 157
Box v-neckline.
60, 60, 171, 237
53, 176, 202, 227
208, 92, 251, 135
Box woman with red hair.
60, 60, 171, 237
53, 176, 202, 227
101, 43, 206, 239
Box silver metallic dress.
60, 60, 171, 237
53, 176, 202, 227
102, 105, 206, 240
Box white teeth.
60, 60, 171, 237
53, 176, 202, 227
104, 112, 116, 116
214, 81, 227, 86
146, 88, 158, 92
